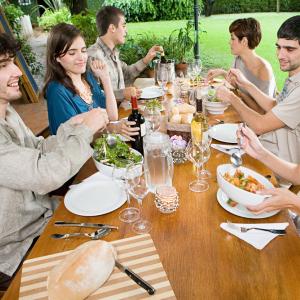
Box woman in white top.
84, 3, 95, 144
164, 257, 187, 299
207, 18, 276, 113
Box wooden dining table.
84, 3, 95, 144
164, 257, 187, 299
3, 104, 300, 300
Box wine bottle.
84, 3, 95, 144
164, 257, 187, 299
191, 98, 209, 144
128, 90, 146, 155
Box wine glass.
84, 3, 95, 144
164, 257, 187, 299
144, 108, 161, 133
112, 163, 140, 223
187, 62, 197, 86
186, 140, 211, 192
198, 128, 212, 180
127, 163, 151, 234
194, 59, 202, 85
157, 65, 168, 94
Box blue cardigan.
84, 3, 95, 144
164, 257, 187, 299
46, 71, 106, 135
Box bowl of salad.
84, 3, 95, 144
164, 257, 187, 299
217, 164, 274, 206
204, 87, 229, 115
93, 134, 143, 178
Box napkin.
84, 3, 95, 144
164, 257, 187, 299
220, 222, 289, 250
69, 171, 111, 190
211, 143, 245, 156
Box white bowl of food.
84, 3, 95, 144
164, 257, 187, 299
204, 99, 230, 115
217, 164, 273, 206
93, 135, 143, 178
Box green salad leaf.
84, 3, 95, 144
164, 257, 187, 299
93, 134, 142, 168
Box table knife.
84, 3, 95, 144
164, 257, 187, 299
54, 221, 118, 230
115, 260, 155, 295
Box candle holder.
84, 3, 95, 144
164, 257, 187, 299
154, 186, 179, 214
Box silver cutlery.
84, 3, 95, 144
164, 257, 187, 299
227, 221, 286, 235
230, 122, 246, 168
55, 221, 118, 230
51, 228, 111, 240
115, 260, 155, 295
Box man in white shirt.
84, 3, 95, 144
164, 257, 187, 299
216, 15, 300, 164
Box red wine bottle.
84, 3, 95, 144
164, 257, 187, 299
128, 90, 146, 155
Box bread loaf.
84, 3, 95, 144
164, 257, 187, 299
170, 114, 182, 124
48, 240, 116, 300
181, 113, 193, 124
177, 103, 195, 114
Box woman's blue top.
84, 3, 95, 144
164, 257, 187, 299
46, 71, 106, 134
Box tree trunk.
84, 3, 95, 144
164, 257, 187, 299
276, 0, 280, 13
70, 0, 88, 15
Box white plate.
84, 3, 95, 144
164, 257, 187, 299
64, 180, 126, 216
140, 86, 163, 99
209, 123, 238, 143
216, 188, 279, 219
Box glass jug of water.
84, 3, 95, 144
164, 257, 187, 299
143, 132, 174, 193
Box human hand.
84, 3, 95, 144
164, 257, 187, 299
227, 68, 249, 89
143, 45, 163, 65
237, 125, 266, 160
206, 68, 226, 81
71, 108, 109, 134
247, 188, 299, 214
123, 87, 141, 100
216, 85, 234, 104
119, 119, 140, 141
90, 58, 110, 83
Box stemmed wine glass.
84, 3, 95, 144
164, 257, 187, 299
198, 129, 212, 180
127, 162, 151, 234
186, 140, 211, 192
157, 65, 169, 95
112, 163, 140, 223
144, 108, 161, 133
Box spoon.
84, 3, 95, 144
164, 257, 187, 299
106, 134, 117, 147
230, 122, 246, 168
50, 228, 111, 240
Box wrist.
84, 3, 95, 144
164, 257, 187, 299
142, 56, 150, 65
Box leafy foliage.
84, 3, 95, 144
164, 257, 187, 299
38, 7, 71, 31
102, 0, 201, 22
4, 4, 42, 75
103, 0, 157, 22
212, 0, 300, 14
71, 10, 98, 47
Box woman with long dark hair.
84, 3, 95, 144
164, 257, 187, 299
44, 23, 138, 139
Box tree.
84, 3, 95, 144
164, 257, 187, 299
204, 0, 215, 17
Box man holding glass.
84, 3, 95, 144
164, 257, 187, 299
88, 5, 163, 102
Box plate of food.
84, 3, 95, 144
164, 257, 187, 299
216, 188, 278, 219
140, 86, 164, 99
217, 164, 275, 206
93, 134, 143, 178
209, 123, 238, 143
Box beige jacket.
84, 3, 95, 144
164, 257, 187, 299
88, 37, 147, 100
0, 105, 93, 276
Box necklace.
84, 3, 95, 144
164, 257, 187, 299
78, 78, 94, 111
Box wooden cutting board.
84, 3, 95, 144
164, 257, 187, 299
19, 234, 176, 299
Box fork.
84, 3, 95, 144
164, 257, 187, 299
227, 221, 286, 235
51, 228, 111, 240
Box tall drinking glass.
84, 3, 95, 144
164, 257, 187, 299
157, 65, 168, 95
186, 140, 211, 192
113, 164, 140, 223
127, 163, 151, 234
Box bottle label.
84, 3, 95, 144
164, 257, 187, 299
140, 123, 146, 137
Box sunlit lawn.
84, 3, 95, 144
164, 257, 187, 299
128, 13, 300, 89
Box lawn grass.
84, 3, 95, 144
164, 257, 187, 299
127, 13, 300, 90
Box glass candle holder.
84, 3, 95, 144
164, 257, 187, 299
155, 186, 179, 214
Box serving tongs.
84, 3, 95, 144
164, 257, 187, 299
55, 221, 118, 230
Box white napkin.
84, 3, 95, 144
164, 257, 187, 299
220, 222, 289, 250
211, 143, 245, 156
69, 171, 111, 189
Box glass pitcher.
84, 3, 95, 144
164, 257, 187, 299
143, 132, 174, 193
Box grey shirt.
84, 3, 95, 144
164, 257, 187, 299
0, 105, 93, 276
87, 37, 147, 100
233, 56, 277, 97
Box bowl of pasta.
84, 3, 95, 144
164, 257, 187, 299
217, 164, 274, 206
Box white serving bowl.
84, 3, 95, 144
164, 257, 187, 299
204, 100, 229, 115
217, 164, 274, 206
93, 148, 143, 178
